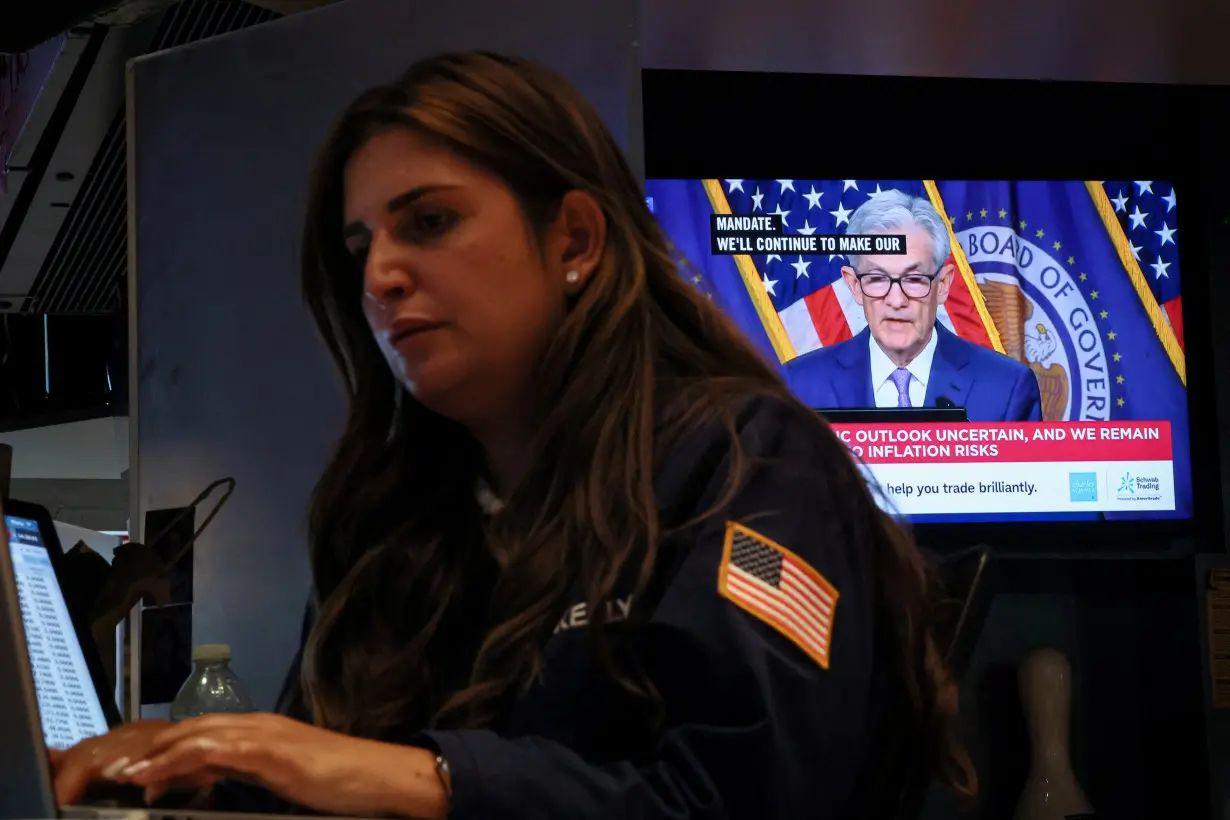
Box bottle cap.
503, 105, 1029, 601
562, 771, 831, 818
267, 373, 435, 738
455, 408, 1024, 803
192, 644, 232, 662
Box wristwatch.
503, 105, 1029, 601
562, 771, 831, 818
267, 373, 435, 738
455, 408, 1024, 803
435, 754, 453, 805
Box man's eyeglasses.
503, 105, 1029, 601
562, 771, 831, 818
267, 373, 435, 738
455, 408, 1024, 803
855, 271, 938, 299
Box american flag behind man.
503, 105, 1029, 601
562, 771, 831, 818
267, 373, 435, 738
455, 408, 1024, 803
645, 178, 1001, 366
1100, 181, 1183, 350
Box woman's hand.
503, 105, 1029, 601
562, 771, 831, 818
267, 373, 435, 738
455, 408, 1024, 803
51, 720, 176, 806
111, 713, 448, 819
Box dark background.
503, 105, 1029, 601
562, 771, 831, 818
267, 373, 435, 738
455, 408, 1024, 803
0, 312, 123, 431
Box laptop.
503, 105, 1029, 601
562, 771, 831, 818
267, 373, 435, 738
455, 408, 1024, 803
0, 497, 355, 820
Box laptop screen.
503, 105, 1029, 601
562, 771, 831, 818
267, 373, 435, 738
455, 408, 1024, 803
5, 515, 110, 749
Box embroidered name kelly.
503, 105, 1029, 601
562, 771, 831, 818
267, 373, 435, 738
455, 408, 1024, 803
553, 596, 634, 634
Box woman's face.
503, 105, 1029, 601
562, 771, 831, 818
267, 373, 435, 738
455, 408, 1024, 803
342, 129, 568, 426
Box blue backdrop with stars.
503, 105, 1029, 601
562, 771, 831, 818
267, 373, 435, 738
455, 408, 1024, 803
1101, 180, 1182, 312
937, 180, 1189, 520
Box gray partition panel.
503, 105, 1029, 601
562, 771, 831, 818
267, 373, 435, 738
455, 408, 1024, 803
129, 0, 639, 712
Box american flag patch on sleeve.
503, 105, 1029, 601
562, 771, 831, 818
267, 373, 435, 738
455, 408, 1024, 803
717, 521, 839, 670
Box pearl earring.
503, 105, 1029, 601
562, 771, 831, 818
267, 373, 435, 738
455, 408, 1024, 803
565, 270, 581, 285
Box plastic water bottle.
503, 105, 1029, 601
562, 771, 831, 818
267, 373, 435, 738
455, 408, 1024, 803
170, 644, 256, 721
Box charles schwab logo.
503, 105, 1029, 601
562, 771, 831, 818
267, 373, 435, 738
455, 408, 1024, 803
1068, 472, 1097, 503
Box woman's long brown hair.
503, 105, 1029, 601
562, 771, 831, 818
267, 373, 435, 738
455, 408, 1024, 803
297, 51, 975, 798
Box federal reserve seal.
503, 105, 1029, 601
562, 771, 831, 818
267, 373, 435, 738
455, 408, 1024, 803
956, 225, 1112, 421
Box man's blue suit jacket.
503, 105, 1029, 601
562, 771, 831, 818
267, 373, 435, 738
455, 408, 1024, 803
784, 324, 1044, 422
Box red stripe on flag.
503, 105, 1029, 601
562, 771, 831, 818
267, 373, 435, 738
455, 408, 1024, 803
726, 571, 830, 659
1164, 296, 1184, 352
940, 251, 995, 349
803, 284, 852, 347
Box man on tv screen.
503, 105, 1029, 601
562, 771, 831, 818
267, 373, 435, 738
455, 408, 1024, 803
785, 190, 1043, 422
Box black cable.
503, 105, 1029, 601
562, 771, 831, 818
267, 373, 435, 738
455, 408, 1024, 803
141, 477, 236, 579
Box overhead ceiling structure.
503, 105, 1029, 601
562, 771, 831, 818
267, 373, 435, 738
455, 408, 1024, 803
0, 0, 349, 432
0, 0, 342, 54
0, 0, 343, 316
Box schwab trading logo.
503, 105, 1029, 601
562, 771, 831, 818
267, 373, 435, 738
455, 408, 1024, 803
1068, 472, 1098, 503
1116, 471, 1163, 501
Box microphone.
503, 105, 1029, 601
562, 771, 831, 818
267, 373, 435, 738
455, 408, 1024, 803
936, 396, 957, 409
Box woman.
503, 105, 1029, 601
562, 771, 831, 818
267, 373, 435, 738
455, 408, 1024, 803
53, 51, 974, 818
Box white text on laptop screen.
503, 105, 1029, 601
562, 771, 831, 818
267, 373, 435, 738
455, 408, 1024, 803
6, 515, 110, 749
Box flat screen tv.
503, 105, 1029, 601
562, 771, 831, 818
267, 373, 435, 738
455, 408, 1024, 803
646, 176, 1188, 524
641, 70, 1225, 538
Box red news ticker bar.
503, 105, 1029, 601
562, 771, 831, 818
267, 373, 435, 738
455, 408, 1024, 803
828, 421, 1173, 464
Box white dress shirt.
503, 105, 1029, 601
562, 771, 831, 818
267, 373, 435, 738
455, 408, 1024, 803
870, 328, 938, 408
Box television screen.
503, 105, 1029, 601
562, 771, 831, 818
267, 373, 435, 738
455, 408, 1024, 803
646, 178, 1190, 523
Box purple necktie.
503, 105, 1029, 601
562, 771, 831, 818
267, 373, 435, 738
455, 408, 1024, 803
889, 367, 912, 408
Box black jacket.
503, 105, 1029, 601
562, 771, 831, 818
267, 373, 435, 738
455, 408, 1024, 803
217, 396, 890, 818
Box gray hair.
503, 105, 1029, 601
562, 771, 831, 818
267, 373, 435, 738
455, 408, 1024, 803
845, 189, 950, 273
